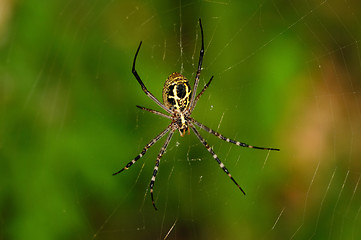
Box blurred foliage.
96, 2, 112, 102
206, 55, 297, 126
1, 0, 361, 239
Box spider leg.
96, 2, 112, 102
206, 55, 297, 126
193, 120, 280, 151
113, 125, 171, 176
132, 42, 172, 114
150, 130, 175, 210
189, 19, 205, 112
136, 105, 171, 119
191, 126, 246, 195
193, 76, 214, 106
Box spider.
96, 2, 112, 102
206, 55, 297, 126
113, 19, 280, 210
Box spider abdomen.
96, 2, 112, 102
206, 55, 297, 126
162, 72, 191, 111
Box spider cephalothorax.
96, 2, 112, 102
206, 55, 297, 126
113, 19, 279, 210
172, 108, 191, 136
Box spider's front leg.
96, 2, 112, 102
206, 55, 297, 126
191, 126, 246, 195
150, 130, 175, 210
113, 126, 171, 175
193, 120, 280, 151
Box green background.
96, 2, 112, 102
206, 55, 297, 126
1, 0, 361, 239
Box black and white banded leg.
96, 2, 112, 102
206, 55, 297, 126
190, 126, 246, 195
113, 125, 171, 176
193, 120, 280, 151
150, 130, 175, 210
136, 105, 171, 119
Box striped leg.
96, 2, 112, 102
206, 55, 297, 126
193, 120, 280, 151
136, 105, 171, 119
191, 126, 246, 195
150, 130, 175, 210
191, 76, 214, 111
113, 125, 171, 176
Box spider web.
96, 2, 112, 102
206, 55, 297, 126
1, 0, 361, 239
